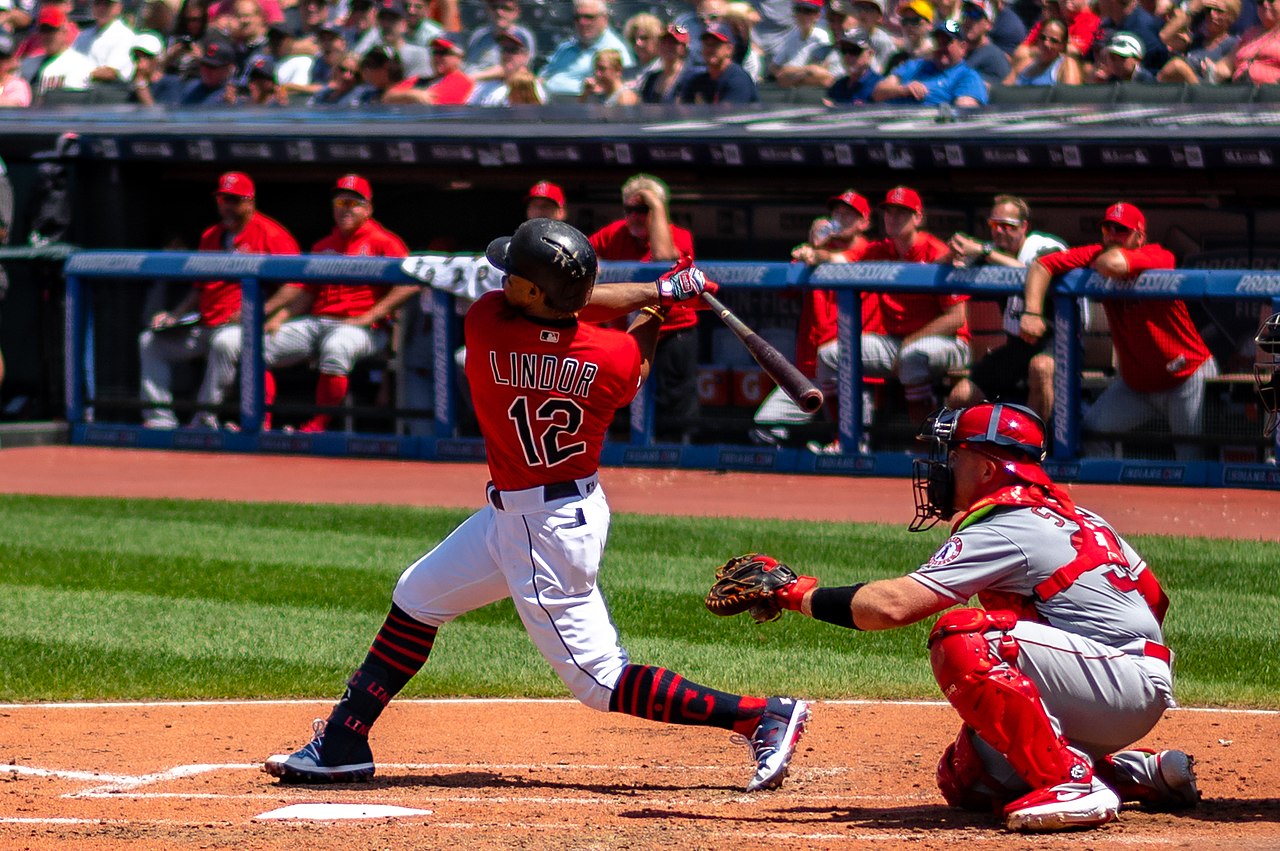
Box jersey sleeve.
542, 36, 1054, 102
1036, 244, 1102, 276
1119, 243, 1176, 275
908, 521, 1034, 603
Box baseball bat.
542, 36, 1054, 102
699, 290, 825, 414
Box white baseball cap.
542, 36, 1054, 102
131, 32, 164, 57
1107, 31, 1145, 60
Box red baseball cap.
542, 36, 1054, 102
664, 23, 690, 44
881, 185, 923, 213
828, 190, 871, 219
335, 173, 372, 201
213, 171, 255, 198
1102, 201, 1145, 232
36, 6, 68, 27
527, 180, 565, 209
430, 35, 463, 55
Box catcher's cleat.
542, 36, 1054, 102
1003, 775, 1120, 832
1101, 749, 1200, 810
738, 698, 810, 792
264, 718, 375, 783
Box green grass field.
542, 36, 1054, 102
0, 494, 1275, 707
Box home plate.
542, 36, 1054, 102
256, 803, 433, 820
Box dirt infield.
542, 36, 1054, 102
0, 446, 1277, 849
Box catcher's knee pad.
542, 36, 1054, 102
928, 608, 1088, 790
936, 725, 1019, 812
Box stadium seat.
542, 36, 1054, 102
1114, 82, 1186, 104
987, 84, 1052, 105
1049, 82, 1118, 105
1184, 83, 1257, 103
756, 82, 797, 105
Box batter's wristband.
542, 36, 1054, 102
810, 584, 864, 630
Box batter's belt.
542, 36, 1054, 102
486, 474, 599, 512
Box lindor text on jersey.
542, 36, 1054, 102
489, 352, 602, 398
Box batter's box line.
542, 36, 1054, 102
0, 762, 258, 797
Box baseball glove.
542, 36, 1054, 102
706, 553, 798, 624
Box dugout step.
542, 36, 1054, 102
0, 420, 69, 449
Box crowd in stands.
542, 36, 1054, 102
0, 0, 1277, 107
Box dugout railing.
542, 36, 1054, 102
61, 251, 1280, 489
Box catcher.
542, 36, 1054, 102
1254, 311, 1280, 438
707, 402, 1200, 832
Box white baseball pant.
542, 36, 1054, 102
264, 316, 387, 375
138, 323, 242, 428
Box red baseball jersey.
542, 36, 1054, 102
194, 212, 300, 326
1036, 243, 1211, 392
589, 219, 699, 333
464, 290, 643, 491
307, 219, 409, 319
844, 231, 969, 340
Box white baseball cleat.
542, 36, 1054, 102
1004, 775, 1120, 832
739, 698, 810, 792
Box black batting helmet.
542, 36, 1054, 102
486, 218, 598, 314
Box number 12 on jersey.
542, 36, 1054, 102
508, 396, 587, 467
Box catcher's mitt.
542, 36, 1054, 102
706, 553, 798, 624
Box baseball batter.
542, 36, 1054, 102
1022, 201, 1216, 459
706, 402, 1198, 832
265, 219, 811, 791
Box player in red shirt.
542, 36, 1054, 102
1023, 202, 1216, 460
843, 186, 970, 425
755, 189, 881, 451
266, 218, 811, 792
261, 174, 418, 433
139, 171, 299, 430
588, 173, 700, 443
383, 35, 475, 104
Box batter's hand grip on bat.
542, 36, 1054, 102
699, 291, 825, 414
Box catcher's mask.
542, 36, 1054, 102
1255, 312, 1280, 436
910, 402, 1049, 531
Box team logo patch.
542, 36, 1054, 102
540, 330, 560, 343
928, 536, 963, 566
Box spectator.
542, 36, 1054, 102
539, 0, 632, 98
623, 12, 663, 86
383, 34, 472, 103
824, 26, 882, 102
724, 3, 765, 79
466, 29, 544, 105
15, 0, 80, 61
423, 0, 458, 33
22, 7, 94, 96
588, 173, 700, 443
161, 0, 208, 77
462, 0, 532, 82
1091, 30, 1156, 80
503, 66, 540, 102
342, 0, 379, 53
262, 174, 416, 433
136, 0, 178, 40
140, 172, 300, 431
679, 21, 761, 102
756, 190, 876, 449
304, 25, 346, 89
347, 43, 403, 103
1095, 0, 1167, 71
526, 180, 566, 220
1156, 0, 1240, 82
229, 0, 272, 74
873, 18, 989, 105
639, 23, 692, 103
1004, 16, 1081, 84
293, 0, 332, 44
1205, 0, 1280, 84
402, 0, 443, 47
961, 0, 1011, 85
235, 52, 288, 101
751, 0, 799, 58
0, 32, 33, 106
987, 0, 1028, 55
673, 0, 726, 69
308, 47, 360, 101
847, 0, 898, 72
267, 24, 317, 93
769, 0, 831, 85
354, 0, 430, 77
578, 46, 637, 103
164, 32, 237, 103
885, 0, 935, 71
946, 195, 1068, 423
1012, 0, 1099, 79
74, 0, 136, 83
845, 186, 969, 425
127, 30, 171, 102
0, 0, 32, 31
1025, 202, 1216, 460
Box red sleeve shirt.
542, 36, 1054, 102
853, 231, 969, 340
589, 219, 699, 333
1035, 242, 1210, 392
194, 212, 301, 326
307, 219, 410, 319
464, 290, 643, 491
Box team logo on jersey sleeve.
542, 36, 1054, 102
928, 537, 963, 566
540, 330, 560, 343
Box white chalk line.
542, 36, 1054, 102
0, 698, 1273, 715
